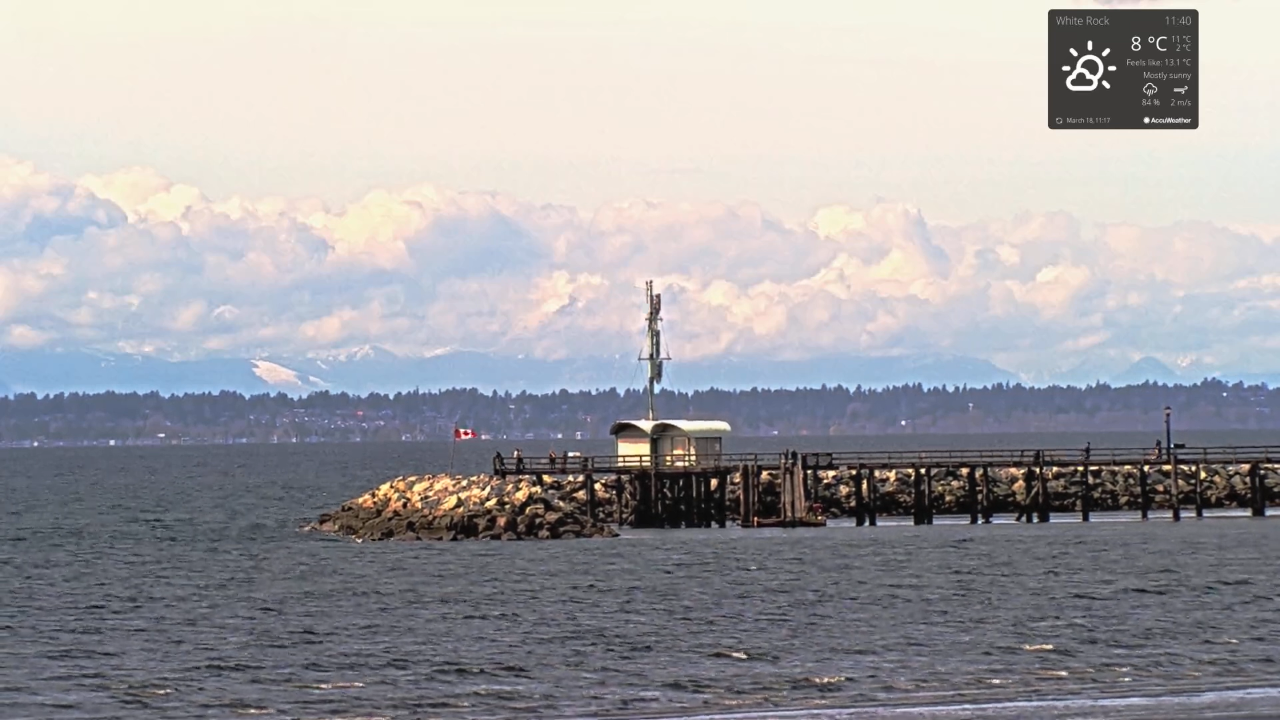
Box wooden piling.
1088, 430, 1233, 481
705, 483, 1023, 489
1194, 461, 1205, 519
751, 463, 760, 526
925, 468, 934, 525
1080, 465, 1091, 522
866, 469, 878, 526
706, 474, 716, 525
1139, 465, 1150, 521
716, 471, 728, 528
853, 465, 866, 527
1250, 462, 1266, 517
585, 471, 595, 522
1170, 449, 1181, 522
615, 475, 624, 526
684, 472, 697, 528
966, 466, 979, 525
981, 466, 993, 523
793, 458, 803, 515
780, 460, 791, 523
912, 467, 924, 526
665, 475, 675, 528
631, 473, 644, 528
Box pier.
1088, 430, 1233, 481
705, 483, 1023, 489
505, 283, 1278, 530
493, 444, 1279, 529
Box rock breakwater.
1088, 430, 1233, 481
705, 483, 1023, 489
805, 463, 1277, 517
310, 474, 618, 541
312, 462, 1275, 540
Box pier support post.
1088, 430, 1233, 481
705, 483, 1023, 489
1139, 465, 1150, 521
632, 473, 644, 528
981, 466, 993, 523
706, 474, 716, 525
660, 475, 674, 528
615, 475, 624, 526
867, 469, 878, 526
1195, 461, 1205, 518
853, 465, 866, 527
751, 463, 760, 526
779, 456, 788, 524
1170, 450, 1181, 522
716, 471, 727, 528
794, 458, 807, 521
1250, 462, 1266, 517
585, 471, 595, 522
1080, 465, 1091, 522
912, 467, 924, 526
686, 472, 698, 528
925, 468, 934, 525
967, 466, 979, 525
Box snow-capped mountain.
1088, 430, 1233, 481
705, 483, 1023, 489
0, 347, 1276, 396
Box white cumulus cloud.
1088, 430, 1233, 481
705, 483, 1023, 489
0, 154, 1278, 380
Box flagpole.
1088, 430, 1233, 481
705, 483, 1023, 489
448, 422, 457, 475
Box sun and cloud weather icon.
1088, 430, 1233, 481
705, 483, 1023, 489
1062, 40, 1117, 91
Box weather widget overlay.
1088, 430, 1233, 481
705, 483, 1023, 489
1048, 9, 1198, 130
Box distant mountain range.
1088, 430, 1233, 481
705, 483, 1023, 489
0, 347, 1276, 396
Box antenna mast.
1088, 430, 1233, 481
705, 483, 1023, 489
640, 280, 668, 420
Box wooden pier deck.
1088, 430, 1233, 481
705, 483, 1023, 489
492, 445, 1279, 529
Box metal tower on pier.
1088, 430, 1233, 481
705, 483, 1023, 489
639, 280, 669, 421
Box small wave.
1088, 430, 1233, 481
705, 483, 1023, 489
1034, 670, 1070, 677
1022, 643, 1055, 651
710, 650, 752, 660
120, 687, 175, 697
232, 709, 275, 716
807, 676, 846, 685
300, 681, 365, 690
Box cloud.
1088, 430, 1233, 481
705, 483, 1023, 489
2, 323, 54, 349
1, 154, 1279, 379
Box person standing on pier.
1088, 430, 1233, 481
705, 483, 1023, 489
514, 447, 523, 473
548, 449, 557, 471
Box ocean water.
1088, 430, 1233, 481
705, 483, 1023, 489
2, 436, 1280, 720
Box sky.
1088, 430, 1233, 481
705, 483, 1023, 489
1, 0, 1278, 382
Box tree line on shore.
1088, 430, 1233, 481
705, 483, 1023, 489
0, 377, 1276, 443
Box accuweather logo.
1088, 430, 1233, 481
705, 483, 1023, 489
1143, 116, 1193, 124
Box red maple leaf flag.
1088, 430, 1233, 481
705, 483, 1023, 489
454, 428, 477, 440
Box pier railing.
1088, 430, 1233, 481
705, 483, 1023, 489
494, 445, 1280, 476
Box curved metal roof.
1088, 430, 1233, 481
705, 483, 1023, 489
608, 419, 732, 437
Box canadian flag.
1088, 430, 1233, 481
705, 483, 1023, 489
453, 428, 477, 440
